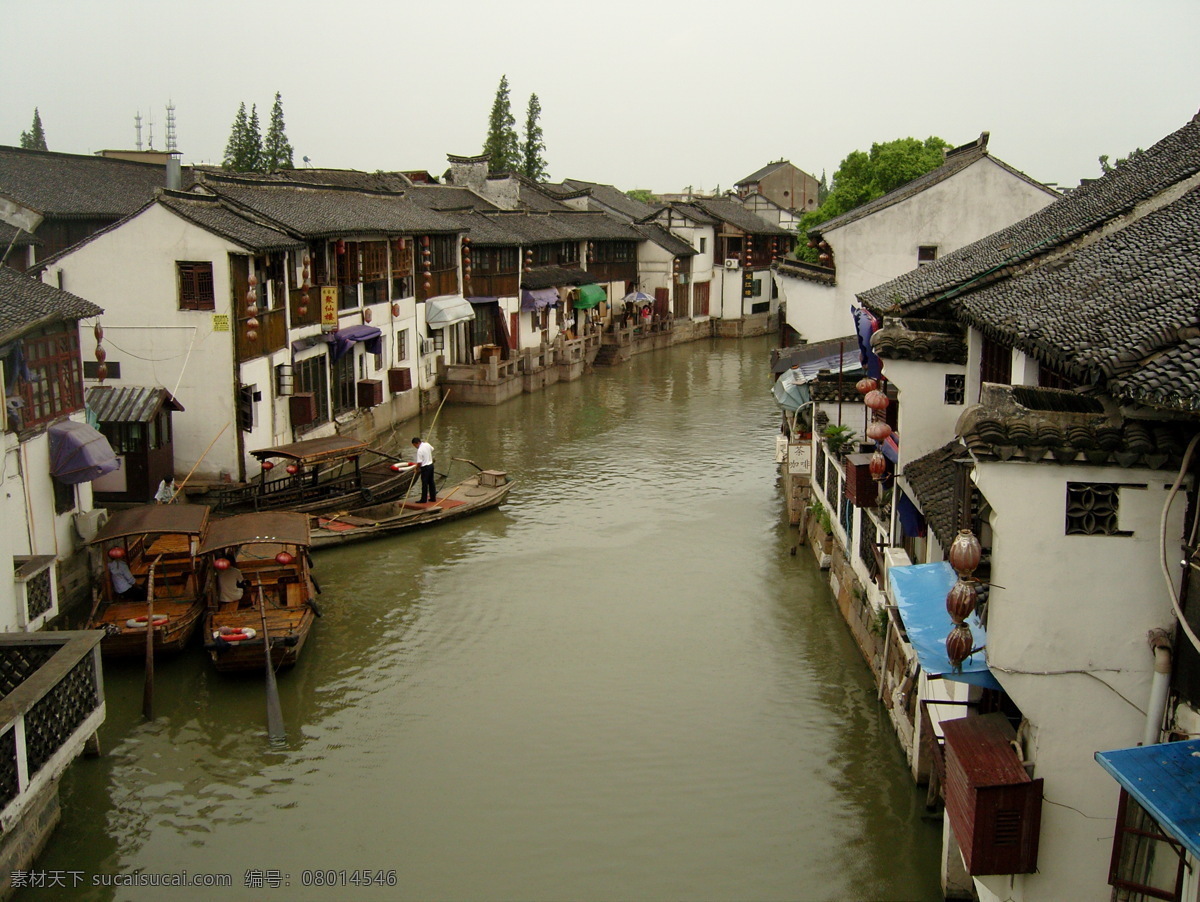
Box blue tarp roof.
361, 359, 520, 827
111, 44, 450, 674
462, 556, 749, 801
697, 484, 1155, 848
1096, 740, 1200, 860
889, 561, 1000, 691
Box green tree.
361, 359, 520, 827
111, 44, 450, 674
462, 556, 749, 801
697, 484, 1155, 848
624, 189, 657, 204
520, 93, 548, 180
1098, 148, 1144, 174
263, 92, 294, 172
795, 136, 949, 262
19, 108, 47, 150
246, 104, 263, 172
482, 75, 520, 174
223, 103, 250, 170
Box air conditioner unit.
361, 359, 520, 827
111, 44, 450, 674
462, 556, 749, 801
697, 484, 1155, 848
724, 258, 740, 270
420, 338, 435, 355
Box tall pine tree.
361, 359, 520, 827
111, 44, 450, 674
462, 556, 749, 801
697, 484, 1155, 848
520, 93, 548, 181
223, 103, 250, 170
263, 92, 294, 172
245, 104, 263, 172
19, 108, 47, 150
482, 75, 519, 174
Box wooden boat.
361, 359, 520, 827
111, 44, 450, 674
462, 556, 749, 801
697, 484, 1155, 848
310, 466, 513, 549
211, 436, 417, 515
87, 504, 211, 657
198, 511, 319, 672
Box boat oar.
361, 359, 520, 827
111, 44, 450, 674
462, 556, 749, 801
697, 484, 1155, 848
142, 555, 162, 721
168, 422, 230, 503
258, 585, 285, 742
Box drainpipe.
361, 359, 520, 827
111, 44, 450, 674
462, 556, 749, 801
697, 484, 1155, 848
1142, 630, 1173, 747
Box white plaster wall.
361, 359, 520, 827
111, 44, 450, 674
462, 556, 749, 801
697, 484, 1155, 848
884, 358, 969, 469
786, 159, 1056, 346
49, 203, 241, 479
973, 459, 1184, 902
637, 241, 673, 299
777, 276, 849, 343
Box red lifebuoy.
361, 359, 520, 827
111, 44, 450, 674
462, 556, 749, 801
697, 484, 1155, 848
126, 614, 169, 628
214, 626, 257, 642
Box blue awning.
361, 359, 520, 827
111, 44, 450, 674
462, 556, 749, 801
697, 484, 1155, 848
772, 368, 811, 412
520, 288, 559, 311
425, 295, 475, 328
327, 324, 382, 361
48, 420, 119, 485
1096, 740, 1200, 859
889, 561, 1000, 690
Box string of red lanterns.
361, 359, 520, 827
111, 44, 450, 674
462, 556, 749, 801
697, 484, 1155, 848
945, 529, 983, 669
93, 322, 107, 383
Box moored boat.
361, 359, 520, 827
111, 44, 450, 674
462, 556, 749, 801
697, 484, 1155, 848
198, 511, 319, 672
310, 465, 513, 549
211, 436, 417, 515
87, 504, 211, 657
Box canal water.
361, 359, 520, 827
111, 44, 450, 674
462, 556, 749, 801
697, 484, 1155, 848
31, 335, 941, 901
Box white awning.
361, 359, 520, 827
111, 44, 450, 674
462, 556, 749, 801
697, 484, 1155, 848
424, 295, 475, 329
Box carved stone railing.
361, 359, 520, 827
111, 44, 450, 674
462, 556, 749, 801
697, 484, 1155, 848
0, 631, 105, 833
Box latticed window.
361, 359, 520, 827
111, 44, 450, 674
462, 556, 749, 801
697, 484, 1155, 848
177, 262, 215, 310
19, 326, 83, 428
945, 374, 965, 405
1066, 482, 1133, 536
25, 568, 52, 620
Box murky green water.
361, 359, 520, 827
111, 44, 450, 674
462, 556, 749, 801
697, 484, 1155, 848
28, 336, 941, 901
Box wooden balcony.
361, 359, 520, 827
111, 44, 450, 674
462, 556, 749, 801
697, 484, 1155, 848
236, 307, 287, 362
417, 269, 460, 302
0, 631, 105, 837
289, 288, 322, 329
586, 261, 636, 285
465, 272, 520, 298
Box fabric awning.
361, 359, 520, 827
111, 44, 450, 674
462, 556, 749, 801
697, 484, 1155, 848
48, 420, 119, 485
1096, 739, 1200, 859
889, 561, 1000, 690
425, 295, 475, 328
575, 284, 607, 310
327, 324, 382, 361
520, 288, 559, 311
467, 296, 499, 305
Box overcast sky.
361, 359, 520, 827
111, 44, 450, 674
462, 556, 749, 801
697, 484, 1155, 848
4, 0, 1197, 195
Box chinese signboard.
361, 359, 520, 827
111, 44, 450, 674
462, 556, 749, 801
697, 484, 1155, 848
321, 287, 338, 330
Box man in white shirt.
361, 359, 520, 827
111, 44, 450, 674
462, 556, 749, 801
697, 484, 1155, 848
108, 556, 146, 600
411, 436, 437, 504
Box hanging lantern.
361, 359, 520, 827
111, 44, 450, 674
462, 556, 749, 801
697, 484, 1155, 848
261, 460, 274, 471
94, 323, 104, 343
392, 302, 401, 318
245, 329, 258, 342
363, 308, 373, 324
297, 304, 308, 317
807, 239, 818, 249
866, 420, 892, 442
856, 377, 878, 395
274, 551, 294, 566
97, 363, 108, 381
864, 390, 889, 411
285, 464, 299, 476
95, 346, 107, 364
818, 253, 831, 264
396, 237, 406, 252
948, 528, 982, 577
107, 547, 126, 560
336, 240, 346, 255
423, 279, 432, 291
245, 316, 260, 330
214, 557, 231, 571
946, 623, 974, 668
869, 450, 887, 481
946, 579, 978, 624
248, 273, 258, 288
422, 235, 430, 248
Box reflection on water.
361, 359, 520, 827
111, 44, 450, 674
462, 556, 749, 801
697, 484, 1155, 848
31, 336, 940, 901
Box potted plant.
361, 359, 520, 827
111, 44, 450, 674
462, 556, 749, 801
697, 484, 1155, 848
821, 423, 856, 457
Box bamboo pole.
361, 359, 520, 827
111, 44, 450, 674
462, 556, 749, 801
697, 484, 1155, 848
168, 422, 230, 502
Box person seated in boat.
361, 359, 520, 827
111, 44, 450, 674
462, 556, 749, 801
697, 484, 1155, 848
108, 552, 146, 601
216, 554, 248, 607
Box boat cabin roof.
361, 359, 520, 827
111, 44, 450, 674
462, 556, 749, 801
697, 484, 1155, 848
198, 511, 312, 553
250, 436, 370, 464
90, 504, 210, 543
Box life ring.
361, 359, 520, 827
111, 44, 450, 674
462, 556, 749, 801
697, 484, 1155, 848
214, 626, 257, 642
126, 614, 169, 629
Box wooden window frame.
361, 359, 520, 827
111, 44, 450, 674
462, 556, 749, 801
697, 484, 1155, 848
177, 261, 216, 311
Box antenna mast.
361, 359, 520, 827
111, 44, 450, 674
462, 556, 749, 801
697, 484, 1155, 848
165, 101, 177, 153
135, 111, 143, 151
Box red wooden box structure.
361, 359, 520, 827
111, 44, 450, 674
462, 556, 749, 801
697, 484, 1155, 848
843, 453, 878, 508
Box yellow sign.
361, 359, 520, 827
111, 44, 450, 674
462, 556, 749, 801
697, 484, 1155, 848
321, 287, 338, 327
212, 314, 230, 332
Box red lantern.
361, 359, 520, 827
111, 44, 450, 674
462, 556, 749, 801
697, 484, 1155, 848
364, 308, 372, 323
214, 557, 231, 571
946, 623, 974, 668
856, 377, 878, 395
94, 323, 104, 342
245, 329, 258, 342
97, 363, 108, 381
275, 552, 294, 566
866, 420, 892, 442
336, 240, 346, 255
949, 529, 982, 577
946, 579, 978, 624
297, 305, 308, 317
261, 460, 274, 471
423, 280, 432, 290
285, 464, 299, 476
95, 346, 107, 363
422, 235, 430, 248
864, 390, 889, 411
107, 547, 126, 560
869, 450, 887, 481
246, 316, 260, 330
392, 302, 401, 317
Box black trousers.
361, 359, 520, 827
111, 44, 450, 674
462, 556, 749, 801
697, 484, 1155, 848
419, 464, 437, 502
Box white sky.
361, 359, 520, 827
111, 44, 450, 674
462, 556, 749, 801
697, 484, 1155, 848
4, 0, 1198, 194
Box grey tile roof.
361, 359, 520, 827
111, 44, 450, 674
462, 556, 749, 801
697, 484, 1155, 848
86, 385, 183, 422
0, 266, 101, 343
158, 193, 304, 253
859, 113, 1200, 315
903, 440, 969, 550
657, 202, 721, 227
521, 267, 598, 290
952, 184, 1200, 411
0, 145, 191, 218
871, 317, 968, 365
407, 185, 499, 213
555, 179, 658, 221
685, 196, 791, 235
631, 223, 697, 257
511, 177, 573, 212
0, 222, 39, 246
958, 384, 1193, 468
774, 256, 835, 285
201, 176, 462, 237
192, 166, 413, 193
